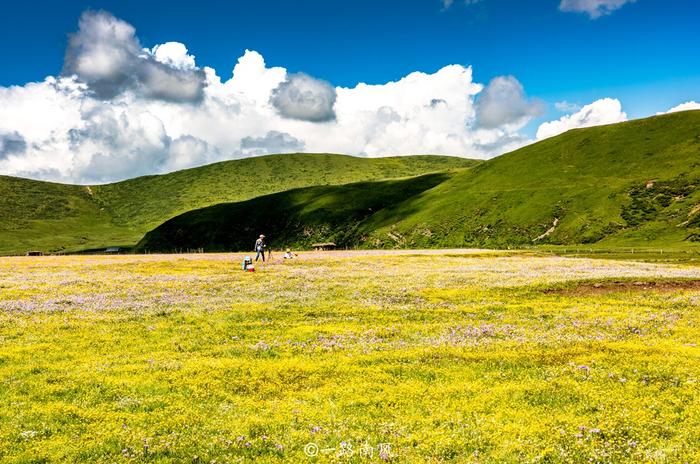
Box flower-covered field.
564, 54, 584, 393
1, 250, 699, 463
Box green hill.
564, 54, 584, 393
0, 154, 475, 254
374, 110, 700, 249
138, 110, 700, 252
135, 173, 450, 252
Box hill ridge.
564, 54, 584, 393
0, 153, 475, 254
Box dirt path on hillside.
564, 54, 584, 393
533, 218, 559, 242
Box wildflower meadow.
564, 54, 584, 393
1, 250, 699, 462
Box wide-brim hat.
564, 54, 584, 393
259, 234, 265, 238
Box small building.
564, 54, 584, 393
311, 242, 336, 251
105, 247, 122, 254
25, 251, 43, 256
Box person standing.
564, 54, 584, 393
254, 234, 266, 262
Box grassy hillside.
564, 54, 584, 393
135, 174, 450, 252
0, 154, 475, 254
90, 154, 476, 230
139, 111, 700, 252
0, 176, 129, 254
375, 110, 700, 248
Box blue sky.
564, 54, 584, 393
1, 0, 699, 183
1, 0, 698, 118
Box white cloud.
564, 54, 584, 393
63, 11, 140, 94
271, 73, 336, 122
150, 42, 196, 70
474, 76, 544, 129
536, 98, 627, 140
63, 11, 205, 102
165, 135, 216, 172
559, 0, 636, 19
216, 50, 286, 105
331, 65, 484, 156
659, 101, 700, 114
0, 10, 555, 184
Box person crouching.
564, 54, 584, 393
242, 256, 255, 272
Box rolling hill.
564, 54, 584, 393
376, 109, 700, 248
136, 174, 450, 252
138, 110, 700, 252
0, 154, 476, 254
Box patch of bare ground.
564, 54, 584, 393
549, 279, 700, 296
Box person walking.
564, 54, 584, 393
254, 234, 266, 262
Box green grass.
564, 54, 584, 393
0, 154, 475, 255
366, 110, 700, 249
140, 111, 700, 252
2, 252, 700, 462
136, 173, 451, 252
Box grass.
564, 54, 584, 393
0, 154, 475, 255
364, 110, 700, 249
139, 111, 700, 253
2, 251, 700, 462
136, 173, 451, 252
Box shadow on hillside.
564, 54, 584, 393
135, 173, 451, 252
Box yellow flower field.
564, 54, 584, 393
1, 250, 699, 463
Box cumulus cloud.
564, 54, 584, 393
0, 9, 565, 183
536, 98, 627, 139
659, 101, 700, 114
475, 76, 544, 129
66, 103, 215, 182
166, 135, 216, 171
271, 73, 337, 122
63, 11, 205, 102
332, 64, 485, 156
62, 11, 139, 98
559, 0, 636, 18
150, 42, 196, 70
68, 104, 171, 182
222, 50, 286, 105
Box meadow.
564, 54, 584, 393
1, 250, 700, 463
